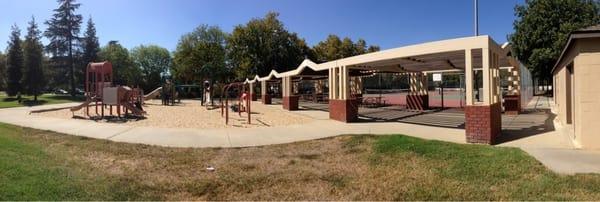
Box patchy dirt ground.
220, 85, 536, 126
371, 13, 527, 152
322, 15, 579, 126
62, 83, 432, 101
35, 99, 314, 129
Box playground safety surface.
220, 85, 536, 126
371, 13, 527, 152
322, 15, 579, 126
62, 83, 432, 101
36, 99, 314, 129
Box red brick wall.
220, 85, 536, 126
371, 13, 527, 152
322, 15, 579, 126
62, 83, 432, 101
329, 99, 359, 122
406, 94, 429, 110
283, 96, 299, 110
465, 102, 502, 144
261, 94, 271, 104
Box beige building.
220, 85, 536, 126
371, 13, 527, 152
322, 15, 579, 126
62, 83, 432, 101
553, 25, 600, 149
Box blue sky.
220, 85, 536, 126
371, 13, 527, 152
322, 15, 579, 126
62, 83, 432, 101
1, 0, 524, 52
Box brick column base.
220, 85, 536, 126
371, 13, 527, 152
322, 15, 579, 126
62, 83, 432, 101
283, 95, 299, 110
503, 95, 520, 115
406, 94, 429, 110
465, 103, 502, 144
261, 94, 271, 104
329, 99, 359, 122
251, 93, 257, 101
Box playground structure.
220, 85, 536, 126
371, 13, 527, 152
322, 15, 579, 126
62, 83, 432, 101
161, 80, 179, 106
70, 62, 146, 118
144, 87, 163, 101
201, 80, 214, 107
220, 82, 252, 125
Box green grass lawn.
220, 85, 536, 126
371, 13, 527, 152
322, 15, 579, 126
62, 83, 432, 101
1, 123, 600, 200
0, 92, 84, 108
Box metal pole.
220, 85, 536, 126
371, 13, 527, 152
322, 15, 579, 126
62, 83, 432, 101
441, 80, 444, 109
474, 0, 479, 36
247, 88, 251, 124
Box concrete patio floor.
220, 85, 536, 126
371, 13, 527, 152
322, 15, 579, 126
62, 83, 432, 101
0, 96, 598, 174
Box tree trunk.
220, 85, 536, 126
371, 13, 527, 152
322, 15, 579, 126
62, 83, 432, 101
68, 3, 75, 98
69, 34, 75, 97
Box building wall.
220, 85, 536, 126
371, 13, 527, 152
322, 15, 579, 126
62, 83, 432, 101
554, 67, 568, 127
574, 38, 600, 149
554, 38, 600, 149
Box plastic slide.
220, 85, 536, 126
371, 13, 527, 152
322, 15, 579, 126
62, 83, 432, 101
122, 102, 145, 116
143, 87, 163, 101
70, 100, 93, 112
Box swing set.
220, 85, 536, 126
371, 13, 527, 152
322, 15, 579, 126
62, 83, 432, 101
220, 82, 252, 125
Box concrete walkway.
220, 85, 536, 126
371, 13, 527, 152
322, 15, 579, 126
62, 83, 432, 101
0, 96, 598, 174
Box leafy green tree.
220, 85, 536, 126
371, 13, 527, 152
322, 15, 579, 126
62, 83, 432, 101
22, 17, 45, 101
509, 0, 600, 82
6, 24, 24, 97
0, 52, 6, 91
367, 45, 381, 53
44, 0, 83, 96
312, 35, 380, 62
173, 25, 230, 85
228, 12, 311, 78
312, 35, 342, 62
131, 45, 171, 92
99, 41, 138, 86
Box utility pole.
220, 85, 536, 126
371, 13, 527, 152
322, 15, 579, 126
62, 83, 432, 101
474, 0, 479, 36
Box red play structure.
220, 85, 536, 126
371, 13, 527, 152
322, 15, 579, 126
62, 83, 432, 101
220, 82, 251, 125
70, 61, 145, 118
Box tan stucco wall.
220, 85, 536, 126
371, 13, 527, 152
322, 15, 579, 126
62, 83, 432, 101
554, 67, 569, 128
554, 37, 600, 149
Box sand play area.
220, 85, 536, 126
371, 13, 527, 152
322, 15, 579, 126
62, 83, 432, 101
35, 99, 315, 129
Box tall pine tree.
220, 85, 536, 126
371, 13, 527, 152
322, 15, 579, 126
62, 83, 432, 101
6, 24, 24, 98
44, 0, 82, 97
81, 17, 99, 64
23, 17, 45, 101
0, 52, 6, 91
78, 17, 100, 86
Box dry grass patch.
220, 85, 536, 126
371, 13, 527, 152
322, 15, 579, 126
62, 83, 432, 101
3, 124, 600, 200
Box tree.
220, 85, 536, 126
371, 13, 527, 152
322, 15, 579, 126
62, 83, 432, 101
0, 52, 6, 91
131, 45, 171, 92
173, 25, 230, 85
81, 17, 99, 63
367, 45, 381, 53
509, 0, 600, 83
313, 35, 343, 62
312, 35, 380, 62
22, 17, 45, 101
228, 12, 311, 78
6, 24, 24, 98
99, 41, 138, 86
44, 0, 83, 96
79, 17, 99, 86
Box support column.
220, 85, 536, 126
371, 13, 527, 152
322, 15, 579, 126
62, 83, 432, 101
406, 72, 429, 110
350, 77, 363, 97
314, 80, 324, 102
329, 66, 358, 122
503, 61, 522, 114
249, 82, 257, 101
261, 80, 271, 104
282, 76, 298, 110
464, 48, 502, 144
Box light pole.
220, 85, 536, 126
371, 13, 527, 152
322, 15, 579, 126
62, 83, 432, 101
474, 0, 479, 36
